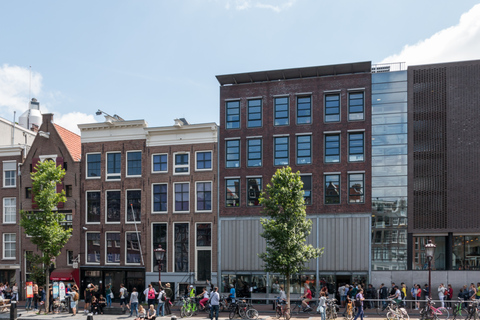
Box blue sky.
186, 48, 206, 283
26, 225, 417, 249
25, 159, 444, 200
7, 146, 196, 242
1, 0, 480, 134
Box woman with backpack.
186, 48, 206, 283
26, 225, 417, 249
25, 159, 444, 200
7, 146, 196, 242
353, 288, 365, 320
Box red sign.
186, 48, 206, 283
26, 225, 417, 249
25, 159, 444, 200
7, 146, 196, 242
26, 282, 33, 299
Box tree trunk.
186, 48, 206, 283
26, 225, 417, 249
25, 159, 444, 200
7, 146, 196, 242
286, 272, 291, 313
45, 268, 50, 313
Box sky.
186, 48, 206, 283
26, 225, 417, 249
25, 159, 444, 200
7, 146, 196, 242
1, 0, 480, 134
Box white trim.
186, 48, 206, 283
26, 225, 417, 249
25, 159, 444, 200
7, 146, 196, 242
295, 92, 312, 95
245, 175, 262, 178
125, 189, 142, 224
224, 176, 241, 179
126, 150, 142, 178
152, 183, 168, 214
272, 94, 290, 98
173, 222, 190, 273
194, 222, 212, 282
347, 171, 366, 174
66, 250, 73, 266
3, 197, 16, 224
151, 223, 168, 273
323, 130, 341, 134
152, 153, 168, 174
2, 233, 16, 260
106, 151, 122, 181
272, 134, 289, 137
224, 98, 241, 102
2, 160, 17, 188
195, 181, 213, 213
295, 132, 312, 136
323, 89, 342, 93
173, 152, 190, 175
347, 88, 366, 91
39, 154, 58, 162
125, 231, 142, 265
105, 231, 121, 265
246, 136, 263, 139
86, 153, 101, 180
85, 190, 102, 224
195, 150, 213, 172
347, 129, 366, 132
246, 176, 262, 207
105, 190, 122, 224
85, 232, 101, 265
173, 182, 190, 213
299, 173, 313, 176
323, 172, 341, 175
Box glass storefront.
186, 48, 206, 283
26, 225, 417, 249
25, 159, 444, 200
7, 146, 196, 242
453, 236, 480, 270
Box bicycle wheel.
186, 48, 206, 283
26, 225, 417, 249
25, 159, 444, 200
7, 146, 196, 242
246, 308, 258, 320
377, 305, 387, 316
387, 311, 398, 320
290, 304, 299, 315
239, 306, 247, 319
180, 307, 186, 318
229, 308, 236, 320
438, 307, 450, 320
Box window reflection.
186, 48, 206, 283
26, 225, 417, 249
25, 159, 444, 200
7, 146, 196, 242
453, 236, 480, 270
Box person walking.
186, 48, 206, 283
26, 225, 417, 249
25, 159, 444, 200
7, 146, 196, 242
209, 287, 220, 320
33, 282, 39, 311
157, 287, 165, 317
353, 288, 365, 320
70, 286, 79, 316
160, 281, 173, 315
106, 285, 113, 307
379, 283, 388, 310
446, 284, 453, 309
318, 291, 327, 320
120, 284, 128, 313
129, 287, 139, 317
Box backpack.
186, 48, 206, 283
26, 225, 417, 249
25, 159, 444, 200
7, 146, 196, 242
354, 294, 361, 307
311, 287, 316, 298
161, 292, 166, 302
73, 292, 79, 301
401, 290, 405, 299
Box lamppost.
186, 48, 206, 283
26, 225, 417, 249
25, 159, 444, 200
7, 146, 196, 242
154, 245, 166, 281
425, 239, 436, 299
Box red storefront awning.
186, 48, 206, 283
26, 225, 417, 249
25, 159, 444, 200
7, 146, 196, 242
50, 268, 79, 285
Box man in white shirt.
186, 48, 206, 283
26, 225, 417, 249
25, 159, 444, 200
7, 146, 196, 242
209, 287, 220, 320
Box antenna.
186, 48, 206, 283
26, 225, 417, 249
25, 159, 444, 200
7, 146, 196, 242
29, 66, 32, 102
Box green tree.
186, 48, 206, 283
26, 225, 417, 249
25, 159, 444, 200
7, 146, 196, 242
259, 167, 323, 310
20, 160, 72, 313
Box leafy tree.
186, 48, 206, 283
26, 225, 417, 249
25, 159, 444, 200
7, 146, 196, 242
20, 160, 72, 313
259, 167, 323, 310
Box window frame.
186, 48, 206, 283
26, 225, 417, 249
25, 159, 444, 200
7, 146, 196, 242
348, 173, 365, 204
195, 151, 212, 171
296, 95, 312, 125
152, 223, 168, 273
173, 182, 190, 213
126, 151, 142, 177
348, 132, 365, 162
325, 134, 341, 163
152, 183, 168, 214
247, 98, 262, 128
125, 231, 142, 265
125, 189, 142, 223
296, 134, 312, 165
173, 222, 189, 272
85, 232, 101, 264
3, 160, 16, 188
195, 222, 212, 282
152, 153, 168, 173
3, 233, 15, 259
195, 181, 213, 213
247, 138, 262, 167
173, 152, 190, 175
86, 153, 101, 179
324, 174, 341, 205
300, 174, 312, 205
274, 96, 289, 126
324, 93, 341, 123
246, 177, 262, 207
106, 151, 122, 180
225, 178, 240, 207
348, 91, 365, 121
225, 139, 240, 169
226, 100, 240, 129
105, 189, 121, 224
105, 231, 121, 265
274, 136, 289, 166
86, 190, 101, 224
3, 197, 16, 224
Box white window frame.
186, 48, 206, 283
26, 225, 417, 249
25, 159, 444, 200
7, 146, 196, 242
105, 189, 121, 224
152, 183, 168, 214
3, 233, 15, 259
86, 153, 101, 179
173, 222, 190, 273
195, 151, 213, 172
195, 181, 213, 213
126, 150, 142, 178
85, 190, 101, 225
151, 223, 168, 273
173, 152, 190, 175
125, 189, 142, 224
173, 182, 190, 213
152, 153, 168, 173
85, 232, 101, 265
3, 161, 16, 188
106, 151, 122, 181
3, 197, 16, 224
67, 250, 74, 266
125, 231, 142, 265
105, 231, 121, 265
195, 222, 212, 282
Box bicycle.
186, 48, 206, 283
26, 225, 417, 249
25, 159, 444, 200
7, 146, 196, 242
290, 298, 315, 315
228, 298, 257, 320
452, 298, 468, 320
344, 299, 355, 320
180, 297, 196, 318
420, 297, 449, 320
385, 299, 409, 320
464, 300, 480, 320
53, 298, 68, 313
275, 299, 290, 320
325, 298, 339, 320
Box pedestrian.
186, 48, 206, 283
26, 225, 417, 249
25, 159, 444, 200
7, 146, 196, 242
147, 284, 157, 308
147, 304, 156, 320
129, 287, 139, 317
37, 286, 46, 314
209, 287, 220, 320
353, 288, 365, 320
416, 284, 421, 310
379, 283, 388, 310
157, 286, 165, 317
160, 282, 173, 315
106, 284, 113, 307
70, 286, 79, 316
438, 283, 446, 308
25, 283, 33, 311
84, 283, 93, 314
120, 284, 128, 312
318, 291, 327, 320
447, 284, 453, 309
33, 282, 39, 311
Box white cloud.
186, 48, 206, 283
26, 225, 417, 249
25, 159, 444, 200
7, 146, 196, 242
224, 0, 297, 12
381, 4, 480, 66
54, 112, 96, 135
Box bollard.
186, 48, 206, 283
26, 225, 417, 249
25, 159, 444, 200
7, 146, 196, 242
10, 300, 17, 320
86, 313, 94, 320
171, 315, 177, 320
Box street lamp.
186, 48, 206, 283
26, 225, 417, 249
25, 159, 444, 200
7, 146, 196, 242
154, 245, 166, 281
425, 239, 437, 299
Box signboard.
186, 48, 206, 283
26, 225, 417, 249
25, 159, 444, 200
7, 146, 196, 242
26, 282, 33, 299
53, 282, 59, 299
59, 282, 65, 301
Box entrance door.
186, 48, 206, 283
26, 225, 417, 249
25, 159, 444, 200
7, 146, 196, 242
197, 250, 211, 281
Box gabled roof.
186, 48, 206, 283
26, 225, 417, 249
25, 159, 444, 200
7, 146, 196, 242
54, 124, 81, 161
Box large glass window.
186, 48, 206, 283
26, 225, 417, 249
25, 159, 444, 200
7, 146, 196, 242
325, 94, 340, 122
153, 184, 168, 213
174, 153, 189, 174
348, 173, 364, 203
107, 152, 121, 180
452, 236, 480, 271
196, 182, 212, 212
296, 135, 311, 165
126, 232, 141, 264
274, 97, 289, 126
226, 101, 240, 129
106, 190, 121, 222
196, 223, 211, 282
86, 191, 101, 223
226, 140, 240, 168
126, 190, 141, 222
152, 154, 168, 173
86, 233, 100, 263
226, 179, 240, 207
152, 224, 167, 272
349, 132, 364, 162
3, 161, 16, 187
301, 175, 312, 205
3, 233, 15, 259
87, 154, 101, 178
274, 137, 289, 166
196, 151, 212, 170
247, 139, 262, 167
197, 224, 211, 247
174, 223, 189, 272
127, 151, 142, 176
106, 232, 121, 263
3, 198, 16, 223
325, 175, 340, 204
348, 92, 364, 121
325, 135, 340, 163
174, 183, 189, 212
247, 178, 262, 207
247, 99, 262, 128
297, 96, 311, 124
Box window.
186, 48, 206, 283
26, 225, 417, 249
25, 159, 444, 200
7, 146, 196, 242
174, 183, 189, 212
301, 176, 312, 205
197, 224, 211, 247
247, 99, 262, 128
86, 154, 101, 178
3, 233, 15, 259
65, 185, 72, 197
348, 173, 364, 203
86, 233, 100, 263
247, 178, 262, 207
174, 223, 189, 272
174, 153, 189, 174
226, 101, 240, 129
348, 132, 364, 162
25, 187, 32, 199
86, 191, 101, 223
274, 137, 289, 166
62, 213, 72, 229
325, 94, 340, 122
247, 139, 262, 167
106, 190, 121, 222
107, 152, 121, 180
126, 190, 141, 222
297, 96, 311, 124
274, 97, 289, 126
325, 175, 340, 204
348, 91, 364, 121
226, 140, 240, 168
325, 135, 340, 163
152, 184, 168, 213
296, 135, 311, 165
196, 182, 212, 212
151, 154, 167, 174
152, 224, 167, 272
3, 198, 16, 223
67, 250, 74, 265
226, 179, 240, 207
196, 151, 212, 170
126, 232, 141, 264
127, 151, 142, 176
196, 224, 212, 281
3, 161, 16, 187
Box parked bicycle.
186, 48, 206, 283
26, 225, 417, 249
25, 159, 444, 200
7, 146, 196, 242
53, 298, 68, 313
180, 297, 197, 318
275, 298, 290, 320
420, 297, 449, 320
325, 298, 339, 320
464, 300, 480, 320
228, 298, 258, 320
452, 298, 468, 320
